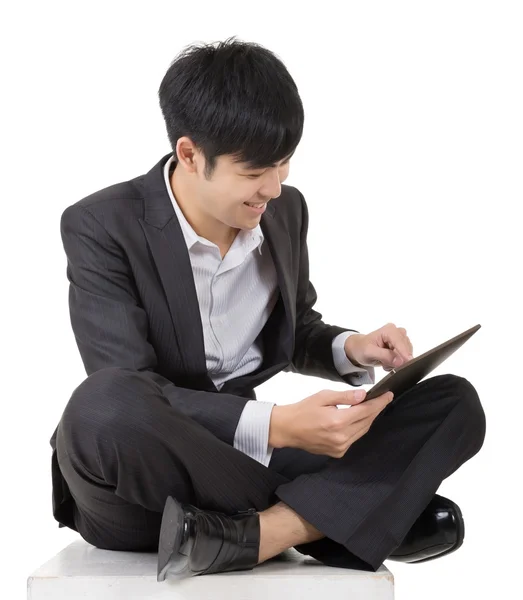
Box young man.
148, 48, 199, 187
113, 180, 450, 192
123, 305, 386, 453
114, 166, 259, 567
50, 37, 486, 581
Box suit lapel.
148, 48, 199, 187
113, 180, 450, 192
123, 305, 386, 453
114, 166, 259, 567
139, 153, 294, 390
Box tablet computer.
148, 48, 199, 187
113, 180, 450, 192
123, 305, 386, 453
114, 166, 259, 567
362, 324, 481, 402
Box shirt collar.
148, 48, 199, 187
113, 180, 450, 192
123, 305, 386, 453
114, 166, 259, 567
163, 154, 264, 255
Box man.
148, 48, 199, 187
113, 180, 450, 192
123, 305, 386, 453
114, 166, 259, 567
50, 37, 486, 581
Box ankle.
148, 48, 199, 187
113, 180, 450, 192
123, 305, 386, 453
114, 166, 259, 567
257, 502, 325, 564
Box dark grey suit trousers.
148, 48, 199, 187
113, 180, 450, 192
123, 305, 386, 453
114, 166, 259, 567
55, 366, 485, 571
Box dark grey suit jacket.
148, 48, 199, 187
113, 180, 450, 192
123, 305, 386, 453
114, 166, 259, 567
50, 152, 366, 528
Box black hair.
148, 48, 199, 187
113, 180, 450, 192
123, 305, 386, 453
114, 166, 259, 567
158, 36, 304, 179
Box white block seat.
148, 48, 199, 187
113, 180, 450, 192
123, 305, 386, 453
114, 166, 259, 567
28, 539, 394, 599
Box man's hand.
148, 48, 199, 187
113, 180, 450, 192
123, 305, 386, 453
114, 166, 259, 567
268, 388, 394, 457
344, 323, 414, 372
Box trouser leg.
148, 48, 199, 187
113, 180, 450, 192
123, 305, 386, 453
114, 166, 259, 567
56, 367, 485, 571
56, 367, 288, 551
274, 373, 486, 570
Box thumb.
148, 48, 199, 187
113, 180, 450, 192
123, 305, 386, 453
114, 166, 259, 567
322, 388, 367, 406
370, 346, 398, 368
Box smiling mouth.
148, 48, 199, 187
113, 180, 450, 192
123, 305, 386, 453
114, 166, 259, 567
244, 201, 269, 207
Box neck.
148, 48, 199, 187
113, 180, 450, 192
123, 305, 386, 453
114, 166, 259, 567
169, 164, 238, 248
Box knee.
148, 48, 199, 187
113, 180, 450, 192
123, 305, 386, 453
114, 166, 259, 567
60, 367, 156, 451
442, 374, 486, 453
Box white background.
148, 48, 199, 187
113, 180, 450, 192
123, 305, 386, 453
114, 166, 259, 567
2, 1, 521, 598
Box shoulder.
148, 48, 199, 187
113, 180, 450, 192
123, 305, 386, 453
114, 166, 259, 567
274, 183, 309, 236
60, 172, 146, 234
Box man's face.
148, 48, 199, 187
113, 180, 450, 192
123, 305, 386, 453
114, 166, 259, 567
192, 151, 292, 231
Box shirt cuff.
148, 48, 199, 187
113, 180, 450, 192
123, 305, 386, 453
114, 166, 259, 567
332, 331, 375, 385
233, 400, 275, 467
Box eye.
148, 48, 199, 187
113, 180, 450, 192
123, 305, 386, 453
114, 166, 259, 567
245, 159, 291, 179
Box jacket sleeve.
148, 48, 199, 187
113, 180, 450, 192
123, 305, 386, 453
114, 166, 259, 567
60, 204, 249, 446
284, 191, 375, 385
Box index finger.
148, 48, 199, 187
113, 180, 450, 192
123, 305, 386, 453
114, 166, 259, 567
340, 392, 393, 424
387, 327, 413, 361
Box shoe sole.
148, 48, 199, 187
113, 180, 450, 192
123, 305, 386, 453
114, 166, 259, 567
157, 496, 191, 582
409, 500, 465, 564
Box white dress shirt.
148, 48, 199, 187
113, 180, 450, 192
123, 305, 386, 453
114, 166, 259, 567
163, 156, 374, 466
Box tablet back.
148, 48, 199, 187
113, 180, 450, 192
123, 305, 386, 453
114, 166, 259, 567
364, 324, 481, 401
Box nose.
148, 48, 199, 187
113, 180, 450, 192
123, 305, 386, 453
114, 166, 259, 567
261, 171, 282, 200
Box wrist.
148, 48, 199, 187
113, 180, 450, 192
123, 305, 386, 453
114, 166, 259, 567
344, 333, 366, 368
268, 405, 291, 449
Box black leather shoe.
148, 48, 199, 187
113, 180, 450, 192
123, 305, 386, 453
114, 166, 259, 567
157, 496, 260, 581
387, 494, 465, 563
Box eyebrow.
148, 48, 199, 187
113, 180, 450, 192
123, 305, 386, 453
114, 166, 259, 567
246, 153, 294, 171
269, 155, 293, 167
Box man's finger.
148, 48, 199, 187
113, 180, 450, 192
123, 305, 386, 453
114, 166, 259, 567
340, 393, 393, 424
386, 328, 413, 362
